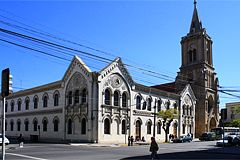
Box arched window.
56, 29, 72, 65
74, 90, 80, 104
193, 49, 197, 61
25, 97, 30, 110
10, 121, 14, 131
157, 122, 162, 134
18, 99, 22, 111
54, 93, 59, 106
122, 92, 127, 107
81, 118, 86, 134
68, 91, 72, 105
142, 101, 146, 110
43, 95, 48, 108
11, 100, 14, 112
122, 120, 126, 134
53, 118, 59, 132
104, 89, 111, 105
147, 98, 152, 111
183, 105, 185, 115
82, 89, 87, 103
17, 120, 21, 131
33, 96, 38, 109
33, 119, 38, 131
5, 101, 8, 112
43, 118, 48, 132
136, 96, 141, 110
67, 119, 72, 134
147, 121, 151, 134
182, 124, 186, 134
104, 118, 110, 134
114, 91, 119, 106
157, 99, 162, 112
190, 107, 192, 116
25, 120, 29, 131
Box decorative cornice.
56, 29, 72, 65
6, 108, 62, 118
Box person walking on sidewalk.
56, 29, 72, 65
149, 137, 159, 160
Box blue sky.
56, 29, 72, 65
0, 0, 240, 107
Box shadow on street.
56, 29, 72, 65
120, 147, 240, 159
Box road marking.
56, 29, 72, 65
7, 153, 48, 160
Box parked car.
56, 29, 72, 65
216, 136, 235, 147
199, 132, 216, 141
172, 135, 192, 143
232, 136, 240, 146
0, 134, 10, 145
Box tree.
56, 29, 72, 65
158, 108, 178, 142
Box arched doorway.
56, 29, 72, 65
135, 120, 141, 141
209, 118, 216, 130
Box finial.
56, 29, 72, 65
194, 0, 197, 8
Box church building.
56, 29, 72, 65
0, 1, 218, 143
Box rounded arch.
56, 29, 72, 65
32, 117, 38, 124
104, 117, 111, 134
33, 95, 39, 101
134, 117, 143, 125
112, 115, 120, 124
145, 119, 152, 126
102, 115, 112, 123
10, 119, 14, 124
52, 116, 60, 123
24, 118, 29, 123
72, 115, 81, 122
80, 114, 88, 122
42, 117, 48, 124
53, 90, 60, 98
25, 96, 30, 102
42, 92, 49, 100
17, 119, 21, 123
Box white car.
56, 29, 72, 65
0, 134, 10, 145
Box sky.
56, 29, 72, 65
0, 0, 240, 107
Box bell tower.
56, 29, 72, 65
176, 0, 219, 137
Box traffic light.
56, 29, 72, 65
221, 108, 227, 120
1, 68, 13, 97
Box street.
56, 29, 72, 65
2, 140, 240, 160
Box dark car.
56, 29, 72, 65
199, 132, 216, 141
172, 135, 192, 143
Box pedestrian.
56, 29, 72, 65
130, 136, 134, 146
128, 136, 131, 146
149, 137, 159, 160
17, 134, 24, 148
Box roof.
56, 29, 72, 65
151, 82, 176, 93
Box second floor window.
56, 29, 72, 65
25, 98, 29, 110
34, 97, 38, 109
74, 90, 80, 104
43, 95, 48, 108
114, 91, 119, 106
104, 89, 111, 105
54, 94, 59, 106
136, 96, 141, 110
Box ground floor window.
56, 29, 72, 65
104, 118, 110, 134
81, 118, 86, 134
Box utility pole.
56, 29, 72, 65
153, 99, 157, 137
1, 68, 13, 160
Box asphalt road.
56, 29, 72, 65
2, 141, 240, 160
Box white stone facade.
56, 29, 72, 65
1, 56, 196, 143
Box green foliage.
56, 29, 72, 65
233, 106, 240, 114
231, 119, 240, 127
224, 119, 240, 127
158, 108, 178, 120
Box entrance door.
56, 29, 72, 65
135, 120, 141, 141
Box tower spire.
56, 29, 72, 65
189, 0, 202, 34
